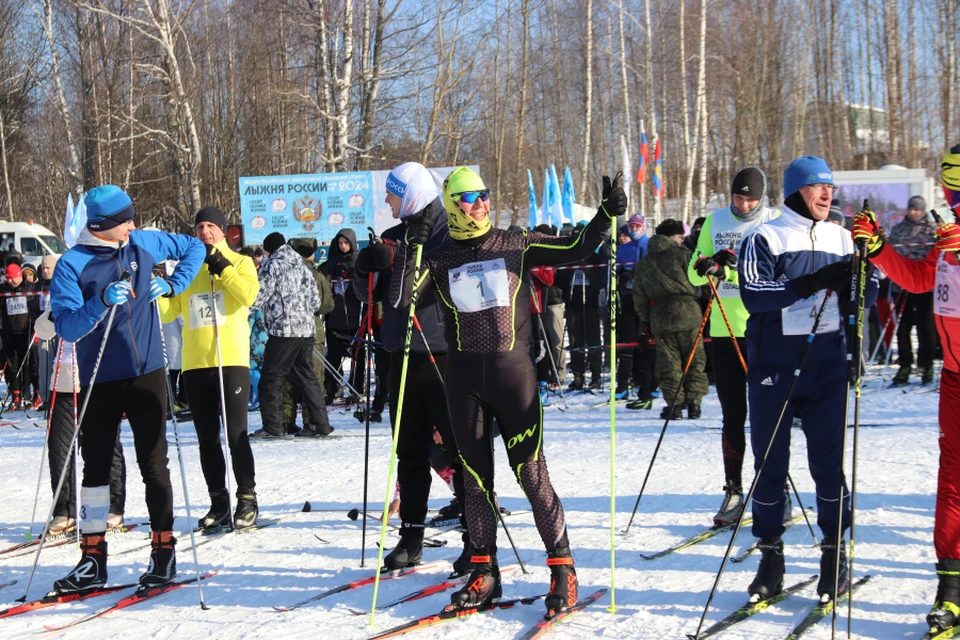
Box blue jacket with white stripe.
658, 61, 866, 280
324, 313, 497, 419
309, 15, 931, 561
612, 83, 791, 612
738, 206, 878, 368
50, 228, 204, 387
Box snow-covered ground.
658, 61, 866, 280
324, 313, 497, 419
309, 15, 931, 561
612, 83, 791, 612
0, 363, 941, 639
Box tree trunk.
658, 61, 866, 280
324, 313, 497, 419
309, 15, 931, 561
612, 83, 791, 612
579, 0, 593, 199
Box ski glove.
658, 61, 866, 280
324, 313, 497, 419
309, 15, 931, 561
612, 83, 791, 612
851, 210, 884, 257
101, 279, 132, 307
792, 261, 852, 299
694, 255, 722, 279
600, 174, 628, 219
405, 207, 437, 247
713, 248, 738, 269
356, 240, 396, 276
149, 276, 173, 302
936, 223, 960, 253
204, 244, 232, 276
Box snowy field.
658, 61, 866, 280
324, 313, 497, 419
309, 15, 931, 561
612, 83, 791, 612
0, 363, 942, 639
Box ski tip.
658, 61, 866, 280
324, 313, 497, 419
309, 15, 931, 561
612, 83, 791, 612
272, 606, 292, 612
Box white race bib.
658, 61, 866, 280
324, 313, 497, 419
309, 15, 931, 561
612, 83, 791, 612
781, 290, 840, 335
188, 291, 226, 329
5, 296, 27, 316
716, 279, 740, 298
39, 293, 50, 312
334, 280, 346, 296
935, 255, 960, 318
571, 270, 590, 287
448, 258, 511, 313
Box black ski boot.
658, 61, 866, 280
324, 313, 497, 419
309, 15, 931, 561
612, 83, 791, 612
437, 497, 461, 521
234, 493, 258, 529
383, 525, 424, 571
567, 373, 585, 391
660, 404, 683, 420
198, 488, 231, 531
748, 537, 784, 601
892, 364, 911, 386
140, 531, 177, 588
687, 404, 701, 419
928, 559, 960, 632
449, 546, 501, 609
451, 533, 472, 577
545, 546, 578, 616
816, 536, 848, 602
53, 534, 107, 594
713, 481, 744, 527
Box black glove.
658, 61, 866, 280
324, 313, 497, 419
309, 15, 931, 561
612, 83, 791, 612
695, 256, 722, 279
600, 174, 628, 219
204, 244, 232, 276
405, 206, 438, 246
713, 248, 738, 270
793, 261, 851, 299
356, 240, 396, 276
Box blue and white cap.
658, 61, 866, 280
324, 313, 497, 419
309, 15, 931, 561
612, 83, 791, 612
782, 156, 833, 199
84, 185, 135, 231
386, 162, 440, 219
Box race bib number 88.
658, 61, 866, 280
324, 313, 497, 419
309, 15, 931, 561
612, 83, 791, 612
448, 258, 510, 313
188, 291, 226, 329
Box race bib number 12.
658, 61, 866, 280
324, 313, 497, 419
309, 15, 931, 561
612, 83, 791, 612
448, 258, 511, 313
188, 291, 226, 329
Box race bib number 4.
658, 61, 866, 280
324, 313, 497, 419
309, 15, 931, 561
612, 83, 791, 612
5, 296, 27, 316
781, 290, 840, 335
448, 258, 511, 312
188, 291, 226, 329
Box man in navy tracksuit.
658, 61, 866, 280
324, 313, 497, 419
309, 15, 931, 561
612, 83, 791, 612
49, 185, 204, 593
738, 156, 877, 603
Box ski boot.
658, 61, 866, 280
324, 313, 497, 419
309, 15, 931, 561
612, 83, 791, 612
567, 373, 585, 392
53, 534, 107, 594
588, 377, 602, 391
449, 546, 500, 609
748, 537, 784, 601
234, 493, 258, 529
9, 390, 21, 412
437, 498, 461, 521
198, 488, 231, 531
29, 390, 41, 410
614, 384, 631, 400
545, 546, 578, 616
451, 532, 472, 577
713, 481, 744, 527
687, 404, 702, 419
922, 364, 936, 385
140, 531, 177, 588
626, 396, 653, 410
816, 536, 848, 602
660, 404, 683, 420
106, 513, 124, 532
892, 364, 911, 386
47, 515, 77, 539
928, 559, 960, 633
383, 525, 424, 571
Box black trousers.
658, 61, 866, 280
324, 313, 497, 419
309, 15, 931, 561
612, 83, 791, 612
388, 351, 463, 527
2, 331, 28, 392
324, 332, 364, 400
49, 391, 126, 518
897, 291, 937, 368
446, 350, 568, 553
711, 337, 749, 485
79, 367, 172, 532
183, 366, 256, 496
566, 307, 602, 379
260, 335, 328, 435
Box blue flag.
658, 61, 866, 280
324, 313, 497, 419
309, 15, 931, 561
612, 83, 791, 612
561, 166, 575, 224
543, 168, 550, 226
547, 164, 564, 228
527, 169, 539, 229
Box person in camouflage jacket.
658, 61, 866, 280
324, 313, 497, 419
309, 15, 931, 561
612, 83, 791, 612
282, 238, 336, 434
633, 219, 708, 419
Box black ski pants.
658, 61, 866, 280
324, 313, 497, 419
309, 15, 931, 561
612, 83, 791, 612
183, 366, 256, 497
2, 331, 28, 393
49, 391, 126, 518
260, 335, 328, 436
79, 367, 172, 532
388, 351, 463, 528
324, 332, 365, 400
711, 337, 749, 485
566, 307, 602, 380
446, 350, 568, 553
897, 291, 937, 368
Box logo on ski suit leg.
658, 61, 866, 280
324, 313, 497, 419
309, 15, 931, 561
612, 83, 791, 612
507, 425, 538, 449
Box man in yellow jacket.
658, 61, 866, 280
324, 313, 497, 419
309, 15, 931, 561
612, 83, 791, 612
160, 207, 261, 530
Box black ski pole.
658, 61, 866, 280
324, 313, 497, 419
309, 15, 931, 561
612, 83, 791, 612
492, 492, 527, 574
786, 473, 819, 546
623, 289, 714, 535
689, 291, 835, 640
529, 279, 568, 411
361, 273, 374, 567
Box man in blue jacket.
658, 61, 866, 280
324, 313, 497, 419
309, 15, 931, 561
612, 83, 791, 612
739, 156, 877, 604
49, 185, 204, 593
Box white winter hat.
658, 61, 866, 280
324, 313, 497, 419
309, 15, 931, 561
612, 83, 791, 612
386, 162, 440, 219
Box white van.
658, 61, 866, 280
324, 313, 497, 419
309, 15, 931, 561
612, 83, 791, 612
0, 221, 66, 268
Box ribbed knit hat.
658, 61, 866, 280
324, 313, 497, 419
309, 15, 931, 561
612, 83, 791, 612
783, 156, 833, 199
84, 185, 135, 231
263, 232, 286, 254
194, 206, 227, 231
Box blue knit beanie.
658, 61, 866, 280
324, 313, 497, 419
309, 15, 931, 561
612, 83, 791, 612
782, 156, 833, 199
85, 185, 135, 231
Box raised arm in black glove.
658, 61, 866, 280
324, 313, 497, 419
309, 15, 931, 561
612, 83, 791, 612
792, 260, 851, 299
205, 244, 232, 276
600, 174, 628, 219
405, 206, 438, 246
355, 239, 396, 276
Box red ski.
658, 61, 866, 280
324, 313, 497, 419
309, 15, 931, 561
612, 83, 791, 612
0, 583, 138, 620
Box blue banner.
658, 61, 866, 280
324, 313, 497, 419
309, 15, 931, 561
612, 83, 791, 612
239, 172, 374, 246
561, 166, 575, 224
527, 169, 539, 229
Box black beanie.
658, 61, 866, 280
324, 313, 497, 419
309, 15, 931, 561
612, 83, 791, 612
731, 167, 765, 198
655, 219, 685, 237
194, 206, 227, 231
263, 232, 286, 253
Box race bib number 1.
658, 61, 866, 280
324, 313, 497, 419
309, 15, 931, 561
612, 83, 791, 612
5, 296, 27, 316
781, 290, 840, 335
448, 258, 511, 312
188, 291, 226, 329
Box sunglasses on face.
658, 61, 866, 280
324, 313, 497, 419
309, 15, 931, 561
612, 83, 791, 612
455, 190, 490, 204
